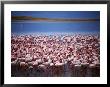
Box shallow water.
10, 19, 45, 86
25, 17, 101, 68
12, 21, 100, 34
11, 64, 100, 77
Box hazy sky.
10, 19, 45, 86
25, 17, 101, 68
12, 11, 100, 19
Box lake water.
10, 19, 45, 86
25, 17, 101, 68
11, 64, 100, 77
11, 21, 100, 34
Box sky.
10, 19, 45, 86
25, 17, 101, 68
11, 11, 100, 34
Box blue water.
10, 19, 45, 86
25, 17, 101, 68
11, 21, 100, 34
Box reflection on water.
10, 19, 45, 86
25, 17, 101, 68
11, 63, 100, 77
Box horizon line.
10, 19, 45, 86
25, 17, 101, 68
12, 16, 100, 22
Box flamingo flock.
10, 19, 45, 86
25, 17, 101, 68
11, 34, 100, 77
